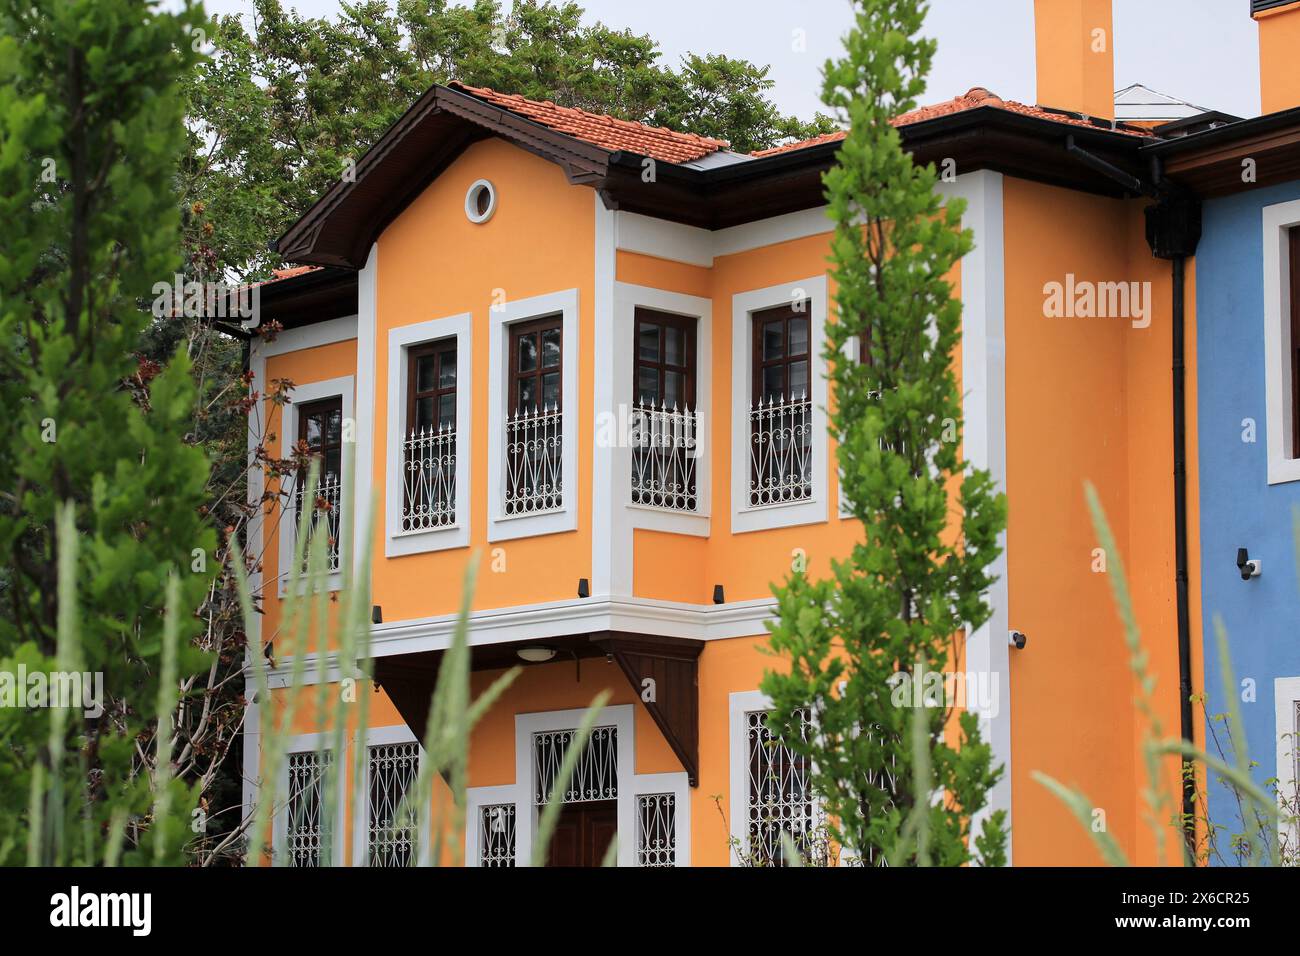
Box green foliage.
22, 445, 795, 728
182, 0, 837, 277
761, 0, 1008, 867
0, 0, 212, 864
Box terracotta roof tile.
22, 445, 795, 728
751, 87, 1152, 158
448, 81, 730, 164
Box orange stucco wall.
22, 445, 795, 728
1033, 0, 1115, 120
1257, 3, 1300, 115
369, 137, 596, 619
1001, 177, 1192, 866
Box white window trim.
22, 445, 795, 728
837, 334, 861, 520
726, 688, 829, 867
274, 731, 347, 868
276, 375, 355, 595
628, 772, 692, 868
349, 723, 427, 867
1276, 676, 1300, 852
384, 312, 472, 555
465, 784, 520, 868
614, 282, 712, 537
727, 689, 772, 866
487, 288, 580, 541
462, 703, 690, 866
1263, 199, 1300, 484
730, 275, 830, 533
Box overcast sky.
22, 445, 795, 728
197, 0, 1262, 120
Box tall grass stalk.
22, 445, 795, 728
231, 452, 602, 867
1033, 482, 1287, 866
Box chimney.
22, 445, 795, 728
1255, 1, 1300, 115
1033, 0, 1115, 120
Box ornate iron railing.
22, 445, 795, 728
401, 425, 456, 531
533, 726, 618, 804
746, 709, 814, 867
631, 401, 698, 512
366, 742, 419, 867
505, 404, 563, 515
479, 804, 517, 867
636, 793, 676, 867
749, 393, 812, 506
294, 474, 341, 573
286, 750, 332, 867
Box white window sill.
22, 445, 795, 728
626, 502, 711, 537
278, 570, 343, 598
386, 521, 469, 557
488, 505, 577, 542
1267, 456, 1300, 486
732, 495, 827, 534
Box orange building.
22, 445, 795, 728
241, 0, 1203, 867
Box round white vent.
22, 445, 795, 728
465, 179, 497, 224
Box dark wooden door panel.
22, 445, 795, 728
545, 801, 618, 867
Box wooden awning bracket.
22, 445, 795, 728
590, 632, 704, 787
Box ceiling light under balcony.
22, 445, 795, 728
517, 646, 557, 663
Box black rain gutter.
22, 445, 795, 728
1067, 135, 1200, 858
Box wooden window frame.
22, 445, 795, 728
405, 339, 458, 435
508, 314, 563, 416
751, 302, 812, 403
296, 396, 343, 479
633, 308, 697, 409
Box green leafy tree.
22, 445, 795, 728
761, 0, 1008, 867
181, 0, 837, 279
0, 0, 214, 864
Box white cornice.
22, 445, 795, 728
254, 595, 777, 685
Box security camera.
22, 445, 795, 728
1008, 629, 1027, 650
1235, 548, 1261, 581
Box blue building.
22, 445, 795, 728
1150, 107, 1300, 862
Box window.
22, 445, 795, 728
295, 398, 342, 571
749, 302, 813, 506
533, 726, 617, 805
402, 340, 457, 531
1291, 227, 1300, 460
366, 742, 420, 867
505, 316, 563, 515
285, 750, 333, 867
745, 709, 815, 867
1263, 202, 1300, 483
479, 804, 517, 867
636, 793, 676, 867
632, 308, 698, 512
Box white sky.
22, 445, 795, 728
195, 0, 1263, 120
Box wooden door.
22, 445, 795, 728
545, 800, 617, 867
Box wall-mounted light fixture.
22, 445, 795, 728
372, 605, 383, 624
517, 646, 557, 663
712, 584, 725, 605
1235, 547, 1262, 581
577, 578, 590, 598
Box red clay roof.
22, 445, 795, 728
449, 81, 730, 164
752, 87, 1152, 158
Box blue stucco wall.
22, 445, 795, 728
1196, 180, 1300, 856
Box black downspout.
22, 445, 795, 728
1170, 254, 1196, 856
1144, 176, 1202, 860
